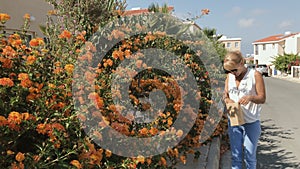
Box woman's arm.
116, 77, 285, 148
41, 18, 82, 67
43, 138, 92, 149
252, 70, 266, 104
224, 74, 235, 104
239, 71, 266, 105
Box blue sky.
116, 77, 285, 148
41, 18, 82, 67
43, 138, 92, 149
125, 0, 300, 55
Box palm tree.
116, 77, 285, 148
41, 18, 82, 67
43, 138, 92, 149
202, 27, 227, 61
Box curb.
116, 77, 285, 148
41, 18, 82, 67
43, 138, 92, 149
206, 136, 221, 169
174, 136, 221, 169
220, 150, 231, 169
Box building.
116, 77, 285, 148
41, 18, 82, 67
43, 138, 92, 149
252, 31, 300, 65
122, 6, 174, 16
218, 35, 242, 52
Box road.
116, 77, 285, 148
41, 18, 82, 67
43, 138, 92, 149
258, 77, 300, 169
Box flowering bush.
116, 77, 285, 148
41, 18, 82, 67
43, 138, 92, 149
0, 2, 227, 168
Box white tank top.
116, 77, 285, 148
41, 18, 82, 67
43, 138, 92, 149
227, 68, 261, 123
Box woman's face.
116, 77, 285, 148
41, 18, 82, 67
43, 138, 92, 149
226, 61, 244, 77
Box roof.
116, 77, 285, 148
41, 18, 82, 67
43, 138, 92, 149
122, 6, 174, 16
218, 36, 241, 42
253, 32, 300, 44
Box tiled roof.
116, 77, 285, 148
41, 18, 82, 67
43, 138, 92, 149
122, 6, 174, 16
253, 33, 299, 44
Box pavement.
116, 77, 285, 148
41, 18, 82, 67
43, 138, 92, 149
219, 74, 300, 169
272, 74, 300, 83
175, 136, 221, 169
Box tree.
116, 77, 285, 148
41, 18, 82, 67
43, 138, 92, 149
202, 27, 227, 62
272, 53, 300, 73
148, 3, 172, 14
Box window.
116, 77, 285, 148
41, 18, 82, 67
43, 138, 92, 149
255, 45, 258, 55
235, 42, 239, 48
263, 44, 266, 50
227, 42, 231, 48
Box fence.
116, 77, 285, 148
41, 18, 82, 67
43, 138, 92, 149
291, 66, 300, 78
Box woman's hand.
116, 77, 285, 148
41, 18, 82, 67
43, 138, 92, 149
238, 96, 253, 105
225, 98, 235, 104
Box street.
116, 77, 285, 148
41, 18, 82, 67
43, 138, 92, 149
257, 77, 300, 168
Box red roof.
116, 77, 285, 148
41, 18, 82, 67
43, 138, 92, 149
122, 6, 174, 16
253, 33, 299, 44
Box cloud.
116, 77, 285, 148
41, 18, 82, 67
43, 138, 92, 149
251, 9, 267, 16
278, 20, 292, 29
232, 6, 242, 14
238, 18, 255, 28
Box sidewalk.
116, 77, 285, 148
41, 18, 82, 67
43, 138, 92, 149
175, 136, 221, 169
272, 74, 300, 83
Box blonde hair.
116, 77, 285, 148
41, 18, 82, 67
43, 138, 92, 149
223, 51, 244, 71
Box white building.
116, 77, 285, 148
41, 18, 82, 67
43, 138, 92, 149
218, 36, 242, 52
252, 31, 300, 66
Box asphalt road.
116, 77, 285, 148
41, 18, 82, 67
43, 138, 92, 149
258, 77, 300, 169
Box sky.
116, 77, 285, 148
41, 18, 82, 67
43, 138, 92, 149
125, 0, 300, 55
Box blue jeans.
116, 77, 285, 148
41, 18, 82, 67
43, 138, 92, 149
228, 120, 261, 169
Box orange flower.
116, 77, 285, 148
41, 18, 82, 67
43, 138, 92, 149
15, 152, 25, 162
8, 111, 22, 125
105, 149, 112, 158
0, 13, 10, 24
20, 78, 33, 88
36, 123, 51, 135
2, 46, 16, 57
85, 41, 96, 52
11, 162, 24, 169
0, 115, 7, 126
64, 64, 74, 74
58, 30, 72, 39
48, 83, 56, 88
7, 150, 15, 155
180, 155, 186, 164
84, 71, 96, 84
103, 58, 113, 67
29, 38, 45, 47
112, 50, 124, 60
18, 73, 29, 81
160, 157, 167, 166
110, 29, 125, 40
76, 32, 86, 42
0, 57, 12, 68
51, 123, 65, 132
88, 92, 104, 108
176, 129, 184, 137
136, 155, 145, 164
77, 114, 86, 122
139, 127, 148, 136
18, 73, 32, 88
0, 77, 14, 87
201, 8, 210, 15
26, 55, 36, 65
23, 13, 30, 20
70, 160, 82, 169
124, 49, 132, 58
149, 127, 158, 136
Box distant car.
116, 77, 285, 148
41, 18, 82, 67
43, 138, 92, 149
245, 64, 256, 70
256, 64, 269, 76
245, 64, 269, 76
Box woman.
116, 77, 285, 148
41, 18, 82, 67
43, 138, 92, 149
223, 51, 266, 169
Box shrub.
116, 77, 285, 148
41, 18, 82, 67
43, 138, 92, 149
0, 2, 227, 168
